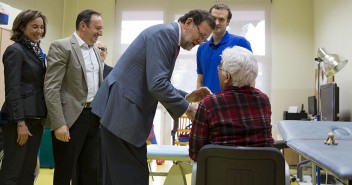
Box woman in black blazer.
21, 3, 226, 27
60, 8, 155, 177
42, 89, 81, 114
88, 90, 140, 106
0, 10, 47, 185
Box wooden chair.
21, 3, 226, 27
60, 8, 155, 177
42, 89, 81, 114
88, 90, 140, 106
171, 114, 192, 146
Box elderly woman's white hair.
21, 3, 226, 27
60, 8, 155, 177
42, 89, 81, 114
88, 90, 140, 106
221, 46, 258, 87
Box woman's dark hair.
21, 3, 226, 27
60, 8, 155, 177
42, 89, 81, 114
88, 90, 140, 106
178, 9, 215, 29
11, 9, 47, 42
76, 9, 101, 30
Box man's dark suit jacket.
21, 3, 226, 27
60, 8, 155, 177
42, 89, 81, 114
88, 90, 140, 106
1, 42, 47, 123
103, 64, 113, 79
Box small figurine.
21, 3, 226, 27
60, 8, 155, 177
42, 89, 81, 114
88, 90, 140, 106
324, 132, 338, 145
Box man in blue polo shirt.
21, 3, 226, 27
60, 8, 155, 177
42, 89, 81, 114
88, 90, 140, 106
196, 3, 252, 93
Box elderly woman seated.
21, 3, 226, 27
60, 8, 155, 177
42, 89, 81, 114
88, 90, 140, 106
189, 45, 284, 184
189, 46, 274, 161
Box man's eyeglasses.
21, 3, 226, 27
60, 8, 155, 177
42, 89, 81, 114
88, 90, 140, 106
98, 47, 107, 52
195, 25, 207, 41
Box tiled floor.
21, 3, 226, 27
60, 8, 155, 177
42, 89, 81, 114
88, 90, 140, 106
35, 168, 53, 185
289, 167, 344, 185
35, 160, 191, 185
294, 176, 344, 185
148, 160, 192, 185
36, 163, 345, 185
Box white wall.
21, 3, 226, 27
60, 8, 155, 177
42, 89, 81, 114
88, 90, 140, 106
1, 0, 63, 53
0, 0, 64, 52
61, 0, 116, 67
0, 3, 21, 30
270, 0, 314, 138
313, 0, 352, 121
270, 0, 352, 138
0, 0, 116, 66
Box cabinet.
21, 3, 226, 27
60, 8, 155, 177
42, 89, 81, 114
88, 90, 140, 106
39, 127, 55, 168
282, 111, 306, 166
283, 148, 299, 166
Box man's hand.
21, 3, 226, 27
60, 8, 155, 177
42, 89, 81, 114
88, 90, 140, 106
185, 87, 212, 102
54, 125, 70, 142
185, 103, 198, 121
17, 121, 32, 146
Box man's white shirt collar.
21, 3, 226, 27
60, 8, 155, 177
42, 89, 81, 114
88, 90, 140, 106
73, 32, 89, 48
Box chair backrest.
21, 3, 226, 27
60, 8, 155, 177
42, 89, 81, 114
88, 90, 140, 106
195, 144, 286, 185
171, 114, 192, 145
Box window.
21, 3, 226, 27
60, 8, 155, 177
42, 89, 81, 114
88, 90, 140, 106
229, 10, 270, 95
229, 11, 266, 56
120, 11, 163, 53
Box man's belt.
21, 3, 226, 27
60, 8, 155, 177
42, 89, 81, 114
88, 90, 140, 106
84, 102, 92, 108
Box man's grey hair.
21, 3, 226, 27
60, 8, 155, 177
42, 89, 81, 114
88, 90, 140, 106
221, 46, 258, 87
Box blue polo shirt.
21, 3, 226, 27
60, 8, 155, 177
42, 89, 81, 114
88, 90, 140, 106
196, 31, 252, 93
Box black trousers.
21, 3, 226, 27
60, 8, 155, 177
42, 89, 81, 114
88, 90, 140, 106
97, 127, 103, 185
52, 108, 100, 185
0, 119, 44, 185
101, 126, 149, 185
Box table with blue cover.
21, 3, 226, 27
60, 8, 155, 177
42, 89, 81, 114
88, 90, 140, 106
147, 144, 192, 185
278, 120, 352, 185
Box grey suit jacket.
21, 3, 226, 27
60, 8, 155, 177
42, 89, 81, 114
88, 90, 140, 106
91, 22, 188, 147
44, 34, 103, 130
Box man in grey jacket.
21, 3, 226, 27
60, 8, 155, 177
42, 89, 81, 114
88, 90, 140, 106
44, 9, 103, 185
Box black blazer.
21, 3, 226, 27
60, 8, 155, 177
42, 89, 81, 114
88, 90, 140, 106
1, 42, 47, 123
103, 64, 113, 79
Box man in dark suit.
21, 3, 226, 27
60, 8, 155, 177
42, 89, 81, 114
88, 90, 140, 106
95, 40, 112, 185
44, 9, 103, 185
103, 64, 113, 79
96, 41, 113, 79
91, 9, 215, 185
